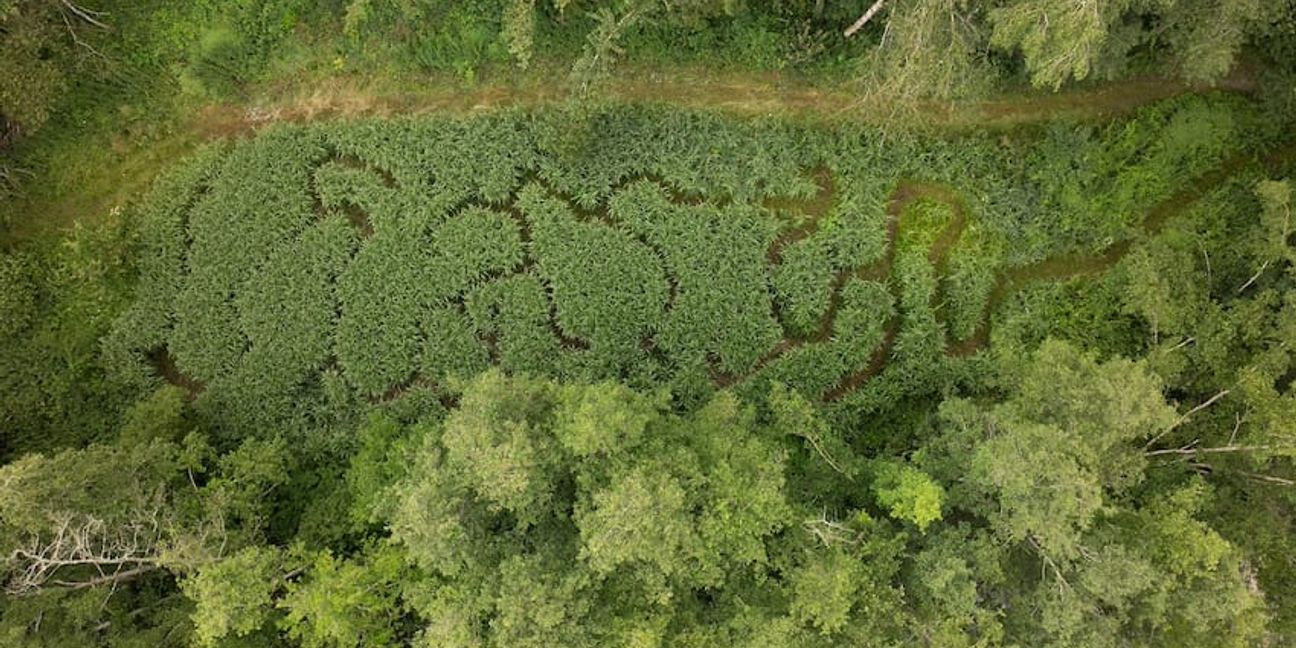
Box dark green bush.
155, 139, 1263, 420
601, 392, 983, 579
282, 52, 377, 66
0, 253, 37, 338
179, 28, 249, 97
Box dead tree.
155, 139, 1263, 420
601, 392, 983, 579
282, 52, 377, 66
4, 506, 226, 596
5, 511, 165, 595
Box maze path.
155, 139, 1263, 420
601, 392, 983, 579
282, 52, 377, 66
949, 138, 1296, 357
149, 141, 1294, 405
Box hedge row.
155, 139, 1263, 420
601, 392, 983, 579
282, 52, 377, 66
196, 216, 357, 433
170, 129, 328, 382
317, 116, 537, 213
102, 146, 226, 390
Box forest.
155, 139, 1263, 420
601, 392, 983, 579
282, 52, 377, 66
2, 1, 1296, 646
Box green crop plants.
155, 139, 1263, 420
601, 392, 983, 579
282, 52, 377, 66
80, 97, 1289, 442
609, 180, 782, 374
520, 182, 670, 375
337, 205, 524, 397
467, 274, 566, 377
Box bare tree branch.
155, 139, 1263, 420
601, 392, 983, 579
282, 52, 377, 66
845, 0, 887, 37
52, 565, 159, 590
1027, 535, 1071, 592
58, 9, 107, 59
60, 0, 111, 30
798, 430, 852, 479
1144, 389, 1230, 450
1146, 444, 1288, 457
1237, 259, 1271, 294
4, 499, 226, 597
5, 511, 163, 595
1189, 462, 1296, 486
803, 510, 862, 546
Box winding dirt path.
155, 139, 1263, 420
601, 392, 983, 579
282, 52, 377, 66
134, 65, 1281, 403
711, 175, 966, 393
719, 137, 1293, 402
948, 138, 1296, 357
150, 136, 1292, 404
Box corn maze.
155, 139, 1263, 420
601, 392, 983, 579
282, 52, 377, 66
102, 102, 1288, 434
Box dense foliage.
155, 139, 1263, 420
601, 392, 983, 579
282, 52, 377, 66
2, 89, 1295, 645
3, 0, 1296, 641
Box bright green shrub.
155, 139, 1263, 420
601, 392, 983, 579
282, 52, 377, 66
896, 198, 954, 254
871, 461, 945, 532
183, 546, 283, 647
280, 544, 408, 648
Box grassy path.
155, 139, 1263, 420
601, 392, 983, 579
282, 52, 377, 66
0, 65, 1255, 244
194, 67, 1255, 136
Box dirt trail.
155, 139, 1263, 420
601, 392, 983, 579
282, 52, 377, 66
194, 67, 1256, 140
721, 136, 1290, 402
948, 138, 1296, 357
764, 165, 835, 263
148, 347, 204, 400
3, 67, 1256, 246
713, 176, 967, 395
820, 182, 966, 402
